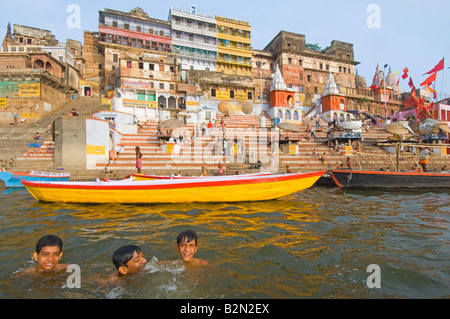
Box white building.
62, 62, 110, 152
169, 5, 217, 72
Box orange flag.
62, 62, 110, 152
420, 72, 437, 87
424, 84, 437, 99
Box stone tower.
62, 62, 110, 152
2, 23, 13, 51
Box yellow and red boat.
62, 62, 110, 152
131, 172, 271, 181
22, 171, 325, 204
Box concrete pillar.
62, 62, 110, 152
53, 117, 86, 169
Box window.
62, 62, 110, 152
320, 63, 323, 70
149, 64, 154, 70
113, 54, 118, 63
211, 89, 216, 97
326, 64, 329, 71
159, 65, 164, 72
124, 24, 129, 30
149, 28, 153, 34
27, 39, 32, 45
127, 61, 132, 68
159, 30, 164, 36
248, 92, 253, 100
299, 60, 303, 66
99, 64, 102, 69
339, 66, 342, 72
288, 58, 292, 64
136, 26, 141, 32
230, 90, 235, 98
307, 75, 311, 82
159, 83, 164, 90
139, 62, 144, 69
170, 84, 175, 90
112, 21, 118, 28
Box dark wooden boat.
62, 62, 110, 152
331, 169, 450, 189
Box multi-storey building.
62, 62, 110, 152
215, 16, 252, 76
118, 53, 178, 109
169, 5, 217, 72
97, 7, 172, 92
263, 31, 359, 108
12, 24, 58, 47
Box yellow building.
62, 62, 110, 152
215, 16, 252, 76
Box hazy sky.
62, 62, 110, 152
2, 0, 449, 98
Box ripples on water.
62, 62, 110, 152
0, 186, 448, 299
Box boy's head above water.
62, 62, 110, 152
33, 235, 64, 272
176, 230, 199, 262
112, 245, 147, 275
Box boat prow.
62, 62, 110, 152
23, 170, 326, 204
0, 170, 70, 188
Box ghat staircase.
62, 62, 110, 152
2, 108, 449, 180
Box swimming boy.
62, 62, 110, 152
30, 235, 69, 273
175, 230, 208, 266
112, 245, 147, 276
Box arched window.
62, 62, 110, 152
293, 111, 299, 120
168, 96, 176, 109
45, 62, 52, 74
158, 96, 167, 109
178, 97, 186, 110
285, 110, 291, 120
33, 59, 44, 69
277, 109, 283, 119
287, 95, 293, 107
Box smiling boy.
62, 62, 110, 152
31, 235, 69, 273
176, 230, 208, 266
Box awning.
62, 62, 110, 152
438, 124, 450, 133
277, 122, 300, 132
385, 123, 409, 135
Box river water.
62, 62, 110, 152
0, 185, 448, 300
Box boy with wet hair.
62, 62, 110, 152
112, 245, 147, 276
31, 235, 69, 273
176, 230, 208, 266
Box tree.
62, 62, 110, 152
306, 43, 321, 51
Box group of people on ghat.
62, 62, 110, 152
17, 231, 208, 282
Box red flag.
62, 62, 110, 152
402, 67, 409, 80
408, 77, 414, 88
422, 58, 444, 76
420, 72, 437, 87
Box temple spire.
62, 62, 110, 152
322, 72, 340, 97
2, 22, 13, 50
270, 64, 287, 92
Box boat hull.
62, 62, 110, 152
23, 171, 325, 204
331, 170, 450, 189
0, 171, 70, 188
132, 172, 271, 181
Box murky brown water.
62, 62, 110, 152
0, 186, 449, 299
